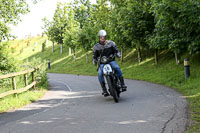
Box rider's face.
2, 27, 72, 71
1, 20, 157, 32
100, 36, 106, 44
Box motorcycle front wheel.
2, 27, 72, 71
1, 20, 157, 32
106, 76, 119, 103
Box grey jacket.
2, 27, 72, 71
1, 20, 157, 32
93, 40, 120, 63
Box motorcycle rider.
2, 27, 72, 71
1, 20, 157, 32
93, 30, 127, 97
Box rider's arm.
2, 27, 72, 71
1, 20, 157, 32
93, 45, 98, 65
111, 41, 121, 58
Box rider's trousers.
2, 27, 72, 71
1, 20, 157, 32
98, 61, 123, 83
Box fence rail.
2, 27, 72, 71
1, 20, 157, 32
0, 65, 41, 99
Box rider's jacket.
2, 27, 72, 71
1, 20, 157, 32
93, 40, 120, 63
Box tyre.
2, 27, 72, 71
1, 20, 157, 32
106, 76, 119, 103
114, 76, 121, 98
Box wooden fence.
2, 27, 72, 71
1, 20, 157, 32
0, 65, 41, 99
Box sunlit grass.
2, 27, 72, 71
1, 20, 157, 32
124, 49, 136, 59
0, 88, 47, 113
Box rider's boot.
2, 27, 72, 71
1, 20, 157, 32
119, 76, 127, 92
100, 82, 109, 97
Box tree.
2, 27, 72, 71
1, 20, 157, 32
150, 0, 200, 64
42, 17, 56, 52
150, 0, 185, 64
92, 0, 111, 30
63, 7, 80, 60
0, 0, 29, 41
73, 0, 92, 29
0, 43, 17, 73
78, 22, 97, 63
109, 0, 155, 63
73, 0, 97, 63
108, 0, 130, 62
51, 2, 69, 54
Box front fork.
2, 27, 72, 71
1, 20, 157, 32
104, 73, 113, 94
105, 73, 121, 95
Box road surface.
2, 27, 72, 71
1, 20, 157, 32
0, 73, 189, 133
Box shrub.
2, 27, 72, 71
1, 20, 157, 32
23, 57, 48, 88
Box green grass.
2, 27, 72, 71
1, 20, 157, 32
8, 36, 52, 61
3, 37, 200, 132
0, 88, 47, 113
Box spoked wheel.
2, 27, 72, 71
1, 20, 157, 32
106, 76, 119, 103
114, 75, 121, 98
116, 86, 121, 98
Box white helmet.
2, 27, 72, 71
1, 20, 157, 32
98, 30, 106, 37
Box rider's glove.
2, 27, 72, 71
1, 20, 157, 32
93, 59, 97, 66
116, 52, 121, 58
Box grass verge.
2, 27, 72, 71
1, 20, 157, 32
0, 87, 48, 113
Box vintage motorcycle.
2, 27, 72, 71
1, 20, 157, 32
97, 54, 123, 103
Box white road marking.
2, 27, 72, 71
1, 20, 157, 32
48, 79, 72, 92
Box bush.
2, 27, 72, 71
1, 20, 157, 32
0, 42, 18, 74
23, 57, 48, 88
0, 42, 20, 89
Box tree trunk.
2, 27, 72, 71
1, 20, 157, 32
52, 42, 54, 52
137, 48, 142, 63
73, 48, 76, 61
60, 43, 63, 54
155, 48, 158, 64
86, 52, 89, 64
46, 40, 48, 45
121, 47, 123, 63
69, 47, 72, 55
175, 52, 180, 65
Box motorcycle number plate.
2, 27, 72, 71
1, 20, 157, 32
103, 64, 112, 74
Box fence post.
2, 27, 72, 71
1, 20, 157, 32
12, 77, 17, 98
32, 72, 35, 89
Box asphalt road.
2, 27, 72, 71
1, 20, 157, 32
0, 73, 189, 133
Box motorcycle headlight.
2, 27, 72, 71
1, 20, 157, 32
101, 56, 108, 63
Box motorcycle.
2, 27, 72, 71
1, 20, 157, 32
97, 54, 123, 103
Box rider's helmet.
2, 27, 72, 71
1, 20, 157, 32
98, 30, 106, 37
